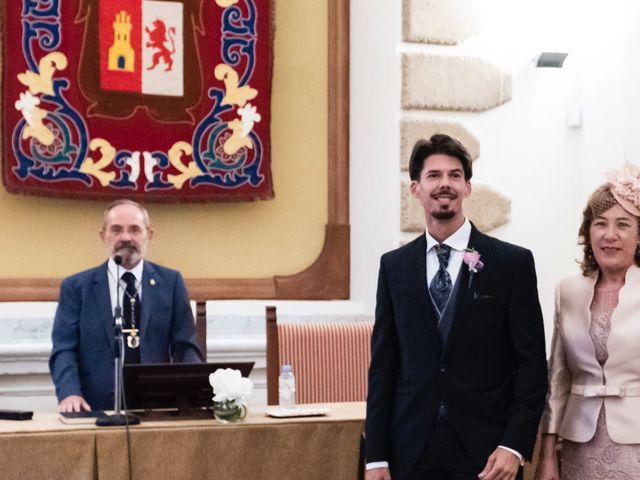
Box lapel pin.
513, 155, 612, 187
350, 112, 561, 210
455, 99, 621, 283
150, 278, 156, 286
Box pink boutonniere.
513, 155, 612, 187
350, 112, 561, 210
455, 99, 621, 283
463, 248, 484, 288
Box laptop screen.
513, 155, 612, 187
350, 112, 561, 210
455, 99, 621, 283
122, 362, 254, 411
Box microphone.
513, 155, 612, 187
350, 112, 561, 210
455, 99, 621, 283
114, 255, 123, 327
97, 252, 140, 426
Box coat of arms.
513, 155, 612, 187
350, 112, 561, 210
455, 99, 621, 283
3, 0, 273, 201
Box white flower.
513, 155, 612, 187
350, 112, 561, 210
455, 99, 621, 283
209, 368, 253, 405
15, 91, 40, 124
238, 103, 261, 137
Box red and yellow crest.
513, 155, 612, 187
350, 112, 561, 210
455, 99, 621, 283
3, 0, 274, 201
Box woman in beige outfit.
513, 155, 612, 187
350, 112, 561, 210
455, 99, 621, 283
536, 164, 640, 480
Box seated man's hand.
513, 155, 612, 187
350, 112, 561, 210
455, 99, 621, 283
365, 467, 391, 480
58, 395, 91, 412
478, 448, 520, 480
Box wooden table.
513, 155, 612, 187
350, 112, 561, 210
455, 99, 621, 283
0, 402, 365, 480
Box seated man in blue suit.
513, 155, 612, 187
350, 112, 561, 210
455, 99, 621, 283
50, 199, 204, 412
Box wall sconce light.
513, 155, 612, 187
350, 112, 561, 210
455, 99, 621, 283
535, 52, 569, 68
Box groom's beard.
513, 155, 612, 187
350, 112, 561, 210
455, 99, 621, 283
430, 187, 458, 220
432, 210, 455, 220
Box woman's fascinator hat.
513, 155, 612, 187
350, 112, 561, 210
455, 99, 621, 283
607, 162, 640, 217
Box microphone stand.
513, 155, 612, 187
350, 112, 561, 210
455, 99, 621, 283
96, 257, 140, 426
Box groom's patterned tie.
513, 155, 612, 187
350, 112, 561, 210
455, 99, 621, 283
429, 244, 452, 315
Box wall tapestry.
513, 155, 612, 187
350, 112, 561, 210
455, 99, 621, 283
3, 0, 273, 201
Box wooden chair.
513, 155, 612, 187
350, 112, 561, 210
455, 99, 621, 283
266, 305, 372, 480
265, 305, 373, 405
194, 300, 207, 359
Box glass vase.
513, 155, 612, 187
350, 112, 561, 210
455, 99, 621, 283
212, 399, 247, 423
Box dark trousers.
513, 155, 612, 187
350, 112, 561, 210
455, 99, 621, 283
407, 417, 523, 480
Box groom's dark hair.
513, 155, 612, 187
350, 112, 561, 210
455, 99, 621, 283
409, 134, 473, 181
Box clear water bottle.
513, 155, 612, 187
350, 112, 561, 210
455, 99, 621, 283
278, 364, 296, 408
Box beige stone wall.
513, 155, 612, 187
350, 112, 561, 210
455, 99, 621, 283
400, 0, 512, 235
402, 54, 512, 112
403, 0, 481, 45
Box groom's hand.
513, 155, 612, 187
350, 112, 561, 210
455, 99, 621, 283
365, 467, 391, 480
478, 448, 519, 480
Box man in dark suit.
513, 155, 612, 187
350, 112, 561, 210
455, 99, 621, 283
365, 135, 547, 480
50, 199, 203, 412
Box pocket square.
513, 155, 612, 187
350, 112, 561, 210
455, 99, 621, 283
473, 292, 494, 301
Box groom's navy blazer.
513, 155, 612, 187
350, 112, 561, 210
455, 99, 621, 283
365, 226, 547, 480
49, 261, 204, 410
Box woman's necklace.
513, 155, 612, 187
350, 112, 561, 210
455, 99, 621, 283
592, 283, 621, 312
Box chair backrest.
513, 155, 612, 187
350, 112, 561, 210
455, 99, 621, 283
194, 301, 207, 360
265, 305, 373, 405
